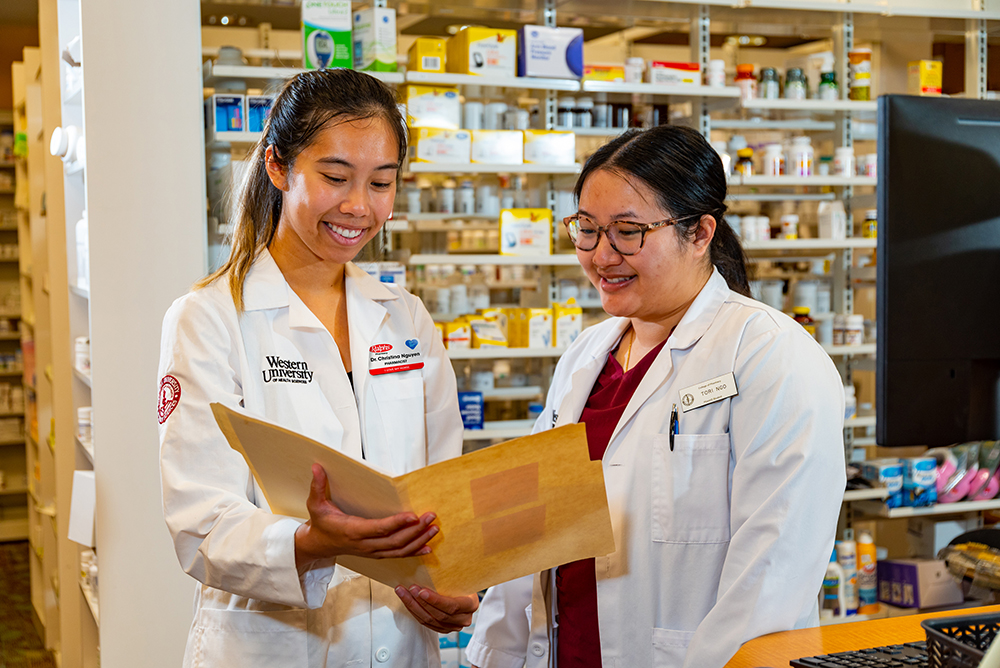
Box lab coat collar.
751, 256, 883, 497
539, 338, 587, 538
669, 267, 731, 351
240, 249, 399, 314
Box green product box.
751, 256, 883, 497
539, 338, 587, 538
353, 7, 397, 72
302, 0, 352, 70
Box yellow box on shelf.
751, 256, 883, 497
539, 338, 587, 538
471, 130, 523, 165
447, 27, 517, 77
553, 299, 583, 348
527, 308, 554, 348
499, 208, 552, 256
411, 128, 471, 163
479, 308, 509, 339
523, 130, 576, 165
583, 64, 625, 82
404, 85, 461, 129
908, 60, 942, 96
408, 37, 447, 73
443, 321, 471, 349
469, 319, 508, 349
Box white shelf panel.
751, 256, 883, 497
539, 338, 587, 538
401, 213, 497, 222
729, 193, 837, 202
711, 119, 837, 131
203, 62, 403, 88
464, 419, 535, 441
409, 254, 580, 266
741, 99, 878, 113
581, 81, 741, 101
407, 162, 581, 175
481, 386, 544, 401
846, 415, 877, 428
853, 498, 1000, 519
77, 436, 94, 465
554, 126, 625, 137
80, 579, 100, 627
823, 343, 876, 356
73, 366, 92, 388
69, 283, 89, 300
448, 347, 567, 360
744, 239, 878, 251
210, 130, 262, 146
731, 176, 877, 187
843, 487, 889, 503
405, 71, 580, 92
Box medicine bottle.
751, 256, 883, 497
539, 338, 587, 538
735, 147, 754, 176
784, 68, 807, 100
844, 315, 865, 346
758, 67, 780, 99
863, 210, 878, 238
706, 59, 726, 87
735, 64, 757, 102
834, 147, 855, 177
780, 214, 799, 239
819, 71, 839, 101
792, 307, 816, 339
575, 97, 594, 128
762, 144, 784, 176
848, 48, 873, 101
557, 97, 576, 128
788, 136, 814, 177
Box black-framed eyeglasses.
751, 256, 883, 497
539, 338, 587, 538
562, 213, 702, 255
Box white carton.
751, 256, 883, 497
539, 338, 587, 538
301, 0, 352, 70
352, 7, 397, 72
517, 25, 584, 79
412, 129, 471, 164
471, 130, 523, 165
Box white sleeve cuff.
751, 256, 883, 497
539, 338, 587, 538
268, 517, 336, 609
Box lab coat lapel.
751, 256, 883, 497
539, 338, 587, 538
554, 318, 631, 428
607, 269, 731, 448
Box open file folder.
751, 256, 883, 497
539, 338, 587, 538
211, 403, 615, 596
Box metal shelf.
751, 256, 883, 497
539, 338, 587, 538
846, 415, 877, 428
843, 487, 889, 503
77, 436, 94, 465
405, 71, 579, 92
481, 386, 544, 401
823, 343, 877, 356
202, 62, 403, 88
409, 254, 581, 266
80, 579, 100, 627
448, 347, 567, 360
209, 130, 262, 146
69, 283, 89, 300
581, 81, 741, 104
73, 366, 92, 388
731, 176, 877, 187
463, 419, 535, 441
852, 498, 1000, 519
407, 162, 581, 175
740, 99, 878, 113
711, 119, 837, 131
401, 213, 497, 222
744, 239, 877, 251
554, 126, 625, 137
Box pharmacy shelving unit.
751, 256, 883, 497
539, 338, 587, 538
30, 1, 207, 668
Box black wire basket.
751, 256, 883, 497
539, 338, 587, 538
921, 613, 1000, 668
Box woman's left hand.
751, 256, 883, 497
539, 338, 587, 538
395, 585, 479, 633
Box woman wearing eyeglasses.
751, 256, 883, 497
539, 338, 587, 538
466, 126, 846, 668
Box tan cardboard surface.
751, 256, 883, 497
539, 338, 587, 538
212, 403, 615, 595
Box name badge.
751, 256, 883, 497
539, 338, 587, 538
369, 339, 424, 376
679, 372, 738, 413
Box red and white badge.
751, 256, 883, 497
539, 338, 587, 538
369, 340, 424, 376
158, 375, 181, 424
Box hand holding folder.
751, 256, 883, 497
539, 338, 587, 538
211, 403, 615, 596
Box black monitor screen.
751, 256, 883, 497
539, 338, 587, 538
877, 95, 1000, 447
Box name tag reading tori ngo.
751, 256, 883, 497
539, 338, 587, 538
369, 339, 425, 376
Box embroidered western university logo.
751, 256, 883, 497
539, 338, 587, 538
262, 356, 314, 384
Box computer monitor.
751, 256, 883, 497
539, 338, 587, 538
876, 95, 1000, 447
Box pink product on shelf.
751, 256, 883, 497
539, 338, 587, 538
968, 468, 1000, 501
927, 446, 971, 503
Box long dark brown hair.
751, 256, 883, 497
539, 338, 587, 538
198, 68, 407, 309
574, 125, 751, 297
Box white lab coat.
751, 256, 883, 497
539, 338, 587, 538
158, 250, 463, 668
467, 268, 846, 668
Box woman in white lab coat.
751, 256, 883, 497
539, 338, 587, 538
467, 126, 847, 668
157, 69, 477, 668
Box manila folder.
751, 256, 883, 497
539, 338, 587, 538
211, 402, 615, 596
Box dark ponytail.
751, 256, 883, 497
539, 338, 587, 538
574, 125, 751, 297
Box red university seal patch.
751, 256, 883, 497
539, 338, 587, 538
158, 375, 181, 424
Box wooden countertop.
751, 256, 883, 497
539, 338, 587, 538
725, 605, 1000, 667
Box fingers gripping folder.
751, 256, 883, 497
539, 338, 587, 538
211, 403, 616, 596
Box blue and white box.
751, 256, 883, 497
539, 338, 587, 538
246, 95, 275, 133
517, 25, 583, 79
458, 392, 484, 430
208, 94, 245, 133
903, 457, 938, 507
862, 458, 904, 509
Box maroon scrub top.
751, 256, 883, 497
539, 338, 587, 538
556, 336, 668, 668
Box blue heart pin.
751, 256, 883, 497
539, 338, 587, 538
405, 339, 418, 350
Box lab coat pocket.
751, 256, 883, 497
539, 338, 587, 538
651, 627, 694, 667
190, 607, 308, 668
651, 433, 731, 544
370, 375, 426, 472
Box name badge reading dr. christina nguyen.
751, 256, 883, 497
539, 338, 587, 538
369, 340, 425, 376
679, 372, 738, 413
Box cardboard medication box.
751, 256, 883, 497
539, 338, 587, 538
523, 130, 576, 165
527, 308, 554, 348
903, 457, 937, 507
470, 319, 508, 349
908, 60, 942, 96
499, 208, 552, 256
408, 37, 446, 73
862, 458, 904, 509
246, 95, 274, 133
471, 130, 523, 165
553, 300, 583, 348
411, 128, 471, 164
583, 64, 625, 82
517, 25, 584, 79
301, 0, 352, 70
457, 393, 484, 431
648, 61, 701, 85
443, 321, 471, 349
447, 27, 517, 77
877, 559, 963, 609
209, 94, 244, 132
352, 7, 397, 72
404, 85, 461, 129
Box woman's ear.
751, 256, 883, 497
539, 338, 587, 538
692, 214, 717, 257
264, 145, 289, 191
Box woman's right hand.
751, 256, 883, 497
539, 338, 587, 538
294, 463, 439, 570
